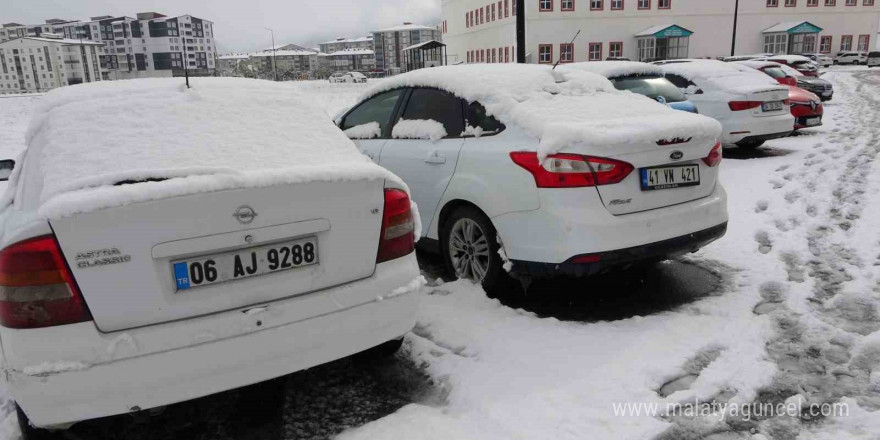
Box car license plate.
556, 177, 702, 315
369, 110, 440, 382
806, 117, 821, 126
173, 238, 318, 291
762, 101, 785, 112
640, 164, 701, 191
822, 91, 832, 97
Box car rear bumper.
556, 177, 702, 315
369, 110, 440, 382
794, 115, 823, 129
721, 113, 794, 144
2, 255, 421, 429
735, 130, 793, 146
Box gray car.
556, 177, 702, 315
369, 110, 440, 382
795, 76, 834, 102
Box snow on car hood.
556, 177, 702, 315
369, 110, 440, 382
23, 78, 399, 218
363, 64, 721, 160
660, 60, 786, 96
559, 61, 665, 79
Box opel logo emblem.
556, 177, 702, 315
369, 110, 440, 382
233, 206, 257, 224
670, 151, 684, 161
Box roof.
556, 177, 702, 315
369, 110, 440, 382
731, 60, 784, 71
250, 49, 317, 57
2, 23, 25, 27
361, 64, 721, 161
0, 36, 104, 46
762, 21, 822, 34
758, 54, 814, 63
635, 24, 694, 38
374, 23, 437, 33
320, 36, 373, 45
327, 48, 375, 56
218, 54, 249, 60
560, 61, 663, 79
403, 40, 446, 51
24, 78, 396, 219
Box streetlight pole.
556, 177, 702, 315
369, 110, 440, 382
731, 0, 739, 56
264, 27, 278, 81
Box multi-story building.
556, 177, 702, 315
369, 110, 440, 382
441, 0, 880, 64
251, 49, 319, 75
318, 36, 374, 54
0, 24, 28, 42
372, 22, 442, 75
0, 34, 106, 94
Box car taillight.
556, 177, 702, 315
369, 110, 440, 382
702, 141, 722, 167
510, 152, 634, 188
0, 235, 92, 329
728, 101, 762, 111
376, 188, 415, 263
782, 99, 791, 106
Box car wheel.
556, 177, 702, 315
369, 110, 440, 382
16, 404, 58, 440
441, 206, 519, 297
735, 139, 765, 149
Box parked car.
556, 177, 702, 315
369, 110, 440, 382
773, 62, 834, 101
1, 78, 421, 437
605, 57, 632, 61
756, 55, 820, 77
329, 72, 368, 83
868, 51, 880, 67
337, 64, 728, 293
835, 52, 868, 65
731, 61, 823, 130
802, 53, 833, 68
721, 54, 774, 62
562, 61, 699, 113
657, 60, 794, 149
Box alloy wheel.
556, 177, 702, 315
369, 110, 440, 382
448, 218, 491, 282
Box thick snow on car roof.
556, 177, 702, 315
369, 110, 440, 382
24, 78, 394, 218
363, 64, 721, 160
731, 60, 785, 71
761, 54, 813, 64
658, 59, 784, 94
560, 61, 664, 79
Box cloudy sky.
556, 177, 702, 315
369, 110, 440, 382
5, 0, 441, 52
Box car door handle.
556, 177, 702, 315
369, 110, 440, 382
424, 155, 446, 165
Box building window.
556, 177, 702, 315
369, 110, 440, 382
825, 0, 835, 5
865, 0, 875, 5
658, 0, 671, 7
611, 0, 624, 8
807, 0, 818, 5
609, 41, 623, 57
846, 0, 856, 4
538, 44, 553, 63
588, 42, 602, 60
785, 0, 797, 6
819, 36, 832, 53
492, 48, 497, 63
498, 1, 503, 18
767, 0, 778, 5
559, 43, 574, 62
840, 35, 852, 51
505, 46, 510, 62
764, 33, 789, 54
562, 0, 575, 10
858, 34, 870, 51
638, 0, 651, 7
540, 0, 554, 10
492, 3, 496, 20
505, 0, 510, 16
591, 0, 604, 9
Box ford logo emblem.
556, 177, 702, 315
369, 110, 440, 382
233, 206, 258, 224
670, 151, 684, 161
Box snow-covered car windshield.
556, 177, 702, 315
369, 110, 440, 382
610, 76, 687, 103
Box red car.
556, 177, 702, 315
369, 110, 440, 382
759, 55, 820, 77
733, 61, 823, 130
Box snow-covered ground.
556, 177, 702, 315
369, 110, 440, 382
0, 69, 877, 439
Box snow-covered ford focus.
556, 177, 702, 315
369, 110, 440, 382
0, 78, 422, 434
338, 65, 728, 294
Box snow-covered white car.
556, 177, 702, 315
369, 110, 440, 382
754, 54, 820, 77
658, 59, 794, 149
337, 65, 728, 293
0, 78, 421, 435
868, 51, 880, 68
329, 72, 368, 83
802, 53, 833, 68
835, 51, 868, 65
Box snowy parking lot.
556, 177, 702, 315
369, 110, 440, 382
0, 67, 878, 439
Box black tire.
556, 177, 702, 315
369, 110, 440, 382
735, 139, 765, 149
16, 404, 58, 440
441, 206, 519, 297
355, 338, 404, 361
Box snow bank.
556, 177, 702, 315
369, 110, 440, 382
659, 60, 784, 95
363, 65, 721, 160
560, 61, 664, 79
392, 119, 447, 141
23, 78, 401, 218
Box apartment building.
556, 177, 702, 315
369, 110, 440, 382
251, 49, 319, 73
441, 0, 880, 64
318, 36, 374, 54
372, 23, 443, 75
0, 34, 106, 94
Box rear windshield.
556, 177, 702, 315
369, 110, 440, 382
610, 76, 687, 103
762, 67, 788, 79
869, 52, 880, 58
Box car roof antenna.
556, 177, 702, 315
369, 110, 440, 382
553, 29, 581, 70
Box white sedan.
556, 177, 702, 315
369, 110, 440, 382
329, 72, 368, 83
657, 59, 794, 148
338, 64, 728, 294
0, 78, 421, 436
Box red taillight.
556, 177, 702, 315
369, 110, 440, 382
728, 101, 762, 111
510, 152, 634, 188
702, 142, 722, 167
0, 236, 91, 329
376, 188, 415, 263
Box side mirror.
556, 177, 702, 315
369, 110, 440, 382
0, 159, 14, 182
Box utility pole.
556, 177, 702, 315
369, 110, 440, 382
265, 27, 278, 81
731, 0, 739, 56
516, 0, 526, 63
181, 43, 190, 88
